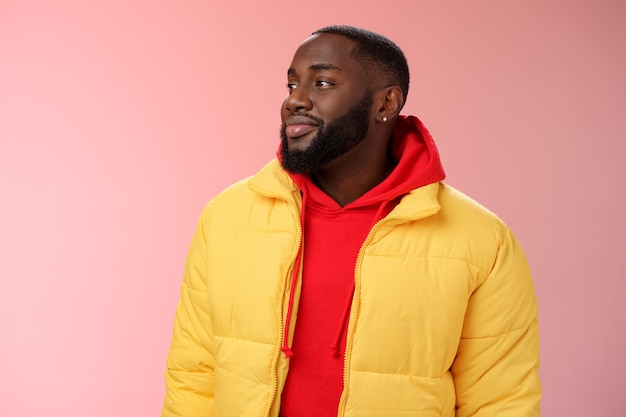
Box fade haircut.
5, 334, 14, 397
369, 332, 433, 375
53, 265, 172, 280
312, 25, 410, 108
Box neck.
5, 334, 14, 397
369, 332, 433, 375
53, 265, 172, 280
313, 155, 396, 207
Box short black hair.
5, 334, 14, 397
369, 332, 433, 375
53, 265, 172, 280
312, 25, 410, 107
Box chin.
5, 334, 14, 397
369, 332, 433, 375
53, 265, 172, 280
287, 137, 314, 152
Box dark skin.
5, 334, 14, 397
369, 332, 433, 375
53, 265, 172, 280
281, 33, 404, 206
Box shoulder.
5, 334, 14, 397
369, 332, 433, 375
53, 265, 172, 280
437, 183, 506, 231
198, 160, 299, 231
411, 183, 517, 273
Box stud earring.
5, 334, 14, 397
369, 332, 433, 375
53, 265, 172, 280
382, 116, 388, 122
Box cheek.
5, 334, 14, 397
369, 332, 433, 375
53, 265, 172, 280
323, 92, 361, 116
280, 97, 290, 121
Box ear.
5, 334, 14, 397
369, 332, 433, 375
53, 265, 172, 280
375, 86, 404, 122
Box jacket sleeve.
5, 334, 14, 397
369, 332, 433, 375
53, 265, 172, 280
162, 210, 214, 417
451, 227, 541, 417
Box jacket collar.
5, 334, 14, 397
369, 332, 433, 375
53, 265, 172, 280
249, 159, 299, 198
248, 159, 441, 222
385, 182, 441, 223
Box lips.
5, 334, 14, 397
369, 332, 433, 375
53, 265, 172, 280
285, 115, 319, 139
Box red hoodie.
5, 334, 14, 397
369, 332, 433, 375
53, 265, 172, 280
279, 116, 445, 417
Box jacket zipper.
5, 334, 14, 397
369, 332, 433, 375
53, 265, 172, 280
262, 193, 303, 417
336, 208, 439, 417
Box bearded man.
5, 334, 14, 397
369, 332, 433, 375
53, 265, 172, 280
162, 25, 541, 417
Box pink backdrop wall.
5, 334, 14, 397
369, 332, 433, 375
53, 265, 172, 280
1, 1, 624, 416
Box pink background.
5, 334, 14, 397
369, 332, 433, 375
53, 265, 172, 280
1, 1, 624, 416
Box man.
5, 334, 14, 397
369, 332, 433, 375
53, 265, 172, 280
162, 25, 541, 417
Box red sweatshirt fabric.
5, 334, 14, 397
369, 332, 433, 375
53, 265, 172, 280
279, 116, 445, 417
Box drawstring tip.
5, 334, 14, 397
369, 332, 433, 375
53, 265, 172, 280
281, 346, 294, 358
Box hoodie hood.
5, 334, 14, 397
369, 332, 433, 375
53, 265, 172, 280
368, 114, 446, 203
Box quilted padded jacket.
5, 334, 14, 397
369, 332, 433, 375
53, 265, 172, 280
162, 159, 541, 417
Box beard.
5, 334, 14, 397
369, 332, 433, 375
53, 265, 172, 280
280, 91, 373, 175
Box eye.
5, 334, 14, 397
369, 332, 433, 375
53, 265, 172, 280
315, 80, 334, 88
286, 82, 298, 92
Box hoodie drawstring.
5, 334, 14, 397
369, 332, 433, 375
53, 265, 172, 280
329, 285, 355, 357
280, 249, 300, 358
327, 198, 398, 358
280, 192, 307, 358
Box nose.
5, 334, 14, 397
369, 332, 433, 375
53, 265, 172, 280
284, 85, 313, 113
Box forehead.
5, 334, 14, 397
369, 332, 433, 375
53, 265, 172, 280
288, 33, 365, 76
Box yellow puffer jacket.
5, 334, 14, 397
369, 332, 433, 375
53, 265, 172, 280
163, 159, 541, 417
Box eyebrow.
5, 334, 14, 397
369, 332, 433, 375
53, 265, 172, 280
287, 63, 342, 76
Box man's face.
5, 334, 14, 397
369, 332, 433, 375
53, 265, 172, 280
280, 33, 373, 174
